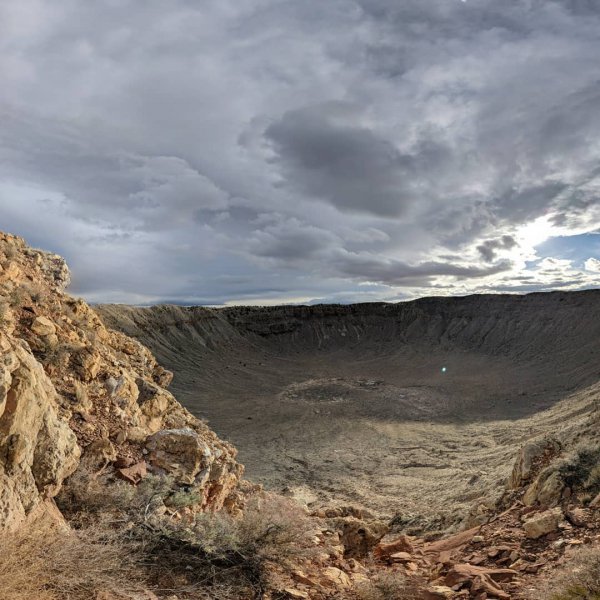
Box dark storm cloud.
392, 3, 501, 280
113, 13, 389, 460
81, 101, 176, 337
265, 102, 454, 217
0, 0, 599, 303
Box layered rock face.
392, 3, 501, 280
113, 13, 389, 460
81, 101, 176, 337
0, 233, 244, 529
0, 332, 79, 529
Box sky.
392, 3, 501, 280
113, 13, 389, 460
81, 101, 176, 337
1, 0, 599, 305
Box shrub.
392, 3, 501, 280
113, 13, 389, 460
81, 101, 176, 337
355, 570, 426, 600
8, 286, 24, 307
58, 468, 316, 598
0, 300, 9, 327
140, 494, 316, 594
21, 282, 45, 304
0, 518, 145, 600
547, 547, 600, 600
552, 444, 600, 501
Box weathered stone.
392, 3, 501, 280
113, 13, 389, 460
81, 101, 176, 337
445, 564, 515, 600
0, 335, 80, 530
135, 377, 173, 432
334, 516, 388, 558
283, 589, 309, 599
117, 461, 147, 485
523, 507, 563, 539
146, 428, 213, 485
71, 347, 101, 381
589, 492, 600, 508
510, 438, 560, 489
319, 566, 351, 589
523, 469, 565, 507
423, 586, 455, 600
374, 534, 414, 559
31, 316, 56, 337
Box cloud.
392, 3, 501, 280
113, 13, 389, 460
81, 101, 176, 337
0, 0, 599, 304
584, 257, 600, 273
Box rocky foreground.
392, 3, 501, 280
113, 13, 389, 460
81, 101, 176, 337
1, 231, 600, 599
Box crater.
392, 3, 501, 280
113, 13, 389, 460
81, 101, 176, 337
98, 290, 600, 529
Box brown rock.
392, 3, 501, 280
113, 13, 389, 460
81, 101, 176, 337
390, 551, 413, 562
145, 428, 213, 485
374, 534, 414, 558
445, 564, 515, 600
292, 570, 318, 587
117, 461, 147, 485
336, 516, 388, 558
423, 586, 455, 600
589, 492, 600, 508
0, 335, 80, 530
284, 589, 309, 599
424, 527, 479, 560
510, 438, 560, 488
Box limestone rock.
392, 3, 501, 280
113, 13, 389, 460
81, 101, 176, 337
135, 377, 173, 432
71, 347, 102, 381
523, 469, 565, 507
0, 335, 80, 530
146, 428, 213, 485
424, 586, 455, 600
510, 438, 560, 489
31, 316, 56, 337
319, 566, 351, 589
523, 507, 563, 539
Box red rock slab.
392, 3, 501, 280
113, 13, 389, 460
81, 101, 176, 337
116, 460, 147, 484
374, 534, 414, 558
445, 564, 516, 599
424, 527, 480, 556
389, 551, 413, 562
449, 564, 517, 584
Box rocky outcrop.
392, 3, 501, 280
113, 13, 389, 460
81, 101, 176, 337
0, 332, 79, 530
0, 232, 245, 530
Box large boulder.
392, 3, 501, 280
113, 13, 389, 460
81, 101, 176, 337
145, 428, 213, 485
510, 437, 561, 489
0, 334, 80, 530
523, 507, 563, 539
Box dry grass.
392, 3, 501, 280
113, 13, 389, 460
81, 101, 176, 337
541, 546, 600, 600
355, 570, 426, 600
0, 519, 145, 600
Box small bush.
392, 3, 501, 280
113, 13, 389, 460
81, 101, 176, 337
547, 547, 600, 600
142, 494, 316, 594
0, 300, 9, 326
164, 488, 201, 509
558, 445, 600, 494
3, 244, 17, 259
57, 469, 133, 516
58, 468, 316, 598
356, 570, 425, 600
8, 286, 24, 307
21, 282, 45, 303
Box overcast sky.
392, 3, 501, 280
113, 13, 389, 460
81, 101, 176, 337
1, 0, 599, 305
